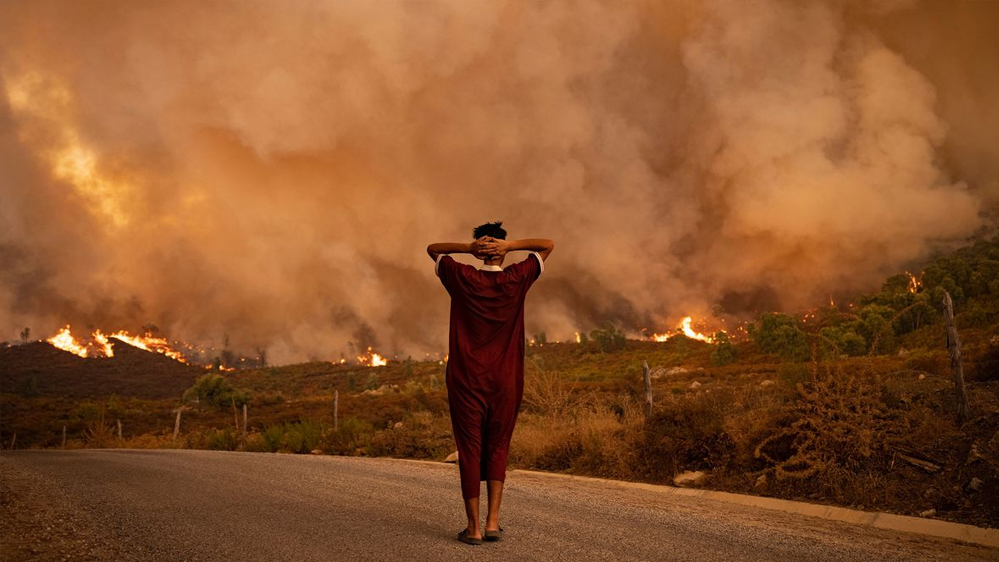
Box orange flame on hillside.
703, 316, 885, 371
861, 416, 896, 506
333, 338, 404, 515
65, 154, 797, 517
45, 326, 196, 365
650, 316, 717, 344
357, 347, 388, 367
92, 330, 114, 357
108, 331, 188, 363
47, 326, 89, 357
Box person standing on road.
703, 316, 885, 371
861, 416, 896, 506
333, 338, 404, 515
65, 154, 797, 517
427, 222, 554, 545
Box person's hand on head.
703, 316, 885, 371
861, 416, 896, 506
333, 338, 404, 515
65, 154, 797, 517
471, 236, 494, 260
488, 238, 511, 259
479, 237, 507, 259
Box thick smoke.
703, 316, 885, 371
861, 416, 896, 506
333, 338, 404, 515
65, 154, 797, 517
1, 0, 996, 363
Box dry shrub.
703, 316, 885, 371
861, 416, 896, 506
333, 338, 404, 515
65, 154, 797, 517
754, 364, 896, 481
364, 412, 452, 459
637, 392, 735, 481
120, 432, 176, 449
510, 406, 636, 478
83, 411, 117, 448
242, 431, 273, 453
522, 366, 589, 417
512, 372, 641, 479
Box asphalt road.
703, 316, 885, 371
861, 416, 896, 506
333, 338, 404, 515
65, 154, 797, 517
1, 450, 995, 562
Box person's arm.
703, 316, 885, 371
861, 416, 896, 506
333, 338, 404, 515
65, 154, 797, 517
426, 238, 492, 261
485, 238, 555, 261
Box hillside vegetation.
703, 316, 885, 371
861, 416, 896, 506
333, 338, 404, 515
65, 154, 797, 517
1, 237, 997, 528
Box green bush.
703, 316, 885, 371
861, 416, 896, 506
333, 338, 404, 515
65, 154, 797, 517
183, 374, 251, 409
819, 326, 867, 357
206, 428, 239, 451
324, 417, 375, 454
257, 418, 325, 454
748, 313, 808, 361
710, 332, 736, 366
283, 419, 324, 453
262, 424, 285, 452
590, 322, 626, 353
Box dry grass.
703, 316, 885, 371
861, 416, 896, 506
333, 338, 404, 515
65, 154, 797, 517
4, 329, 997, 527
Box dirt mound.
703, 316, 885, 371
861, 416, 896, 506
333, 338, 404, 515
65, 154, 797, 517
0, 340, 203, 399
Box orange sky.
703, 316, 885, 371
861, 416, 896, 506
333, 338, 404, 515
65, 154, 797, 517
1, 0, 996, 363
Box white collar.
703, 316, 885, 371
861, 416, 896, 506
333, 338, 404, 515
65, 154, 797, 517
480, 264, 503, 272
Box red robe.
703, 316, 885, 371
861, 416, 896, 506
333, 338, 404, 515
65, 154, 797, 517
436, 252, 543, 499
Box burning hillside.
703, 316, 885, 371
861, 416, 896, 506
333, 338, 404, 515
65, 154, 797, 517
648, 316, 719, 344
45, 326, 226, 369
0, 340, 203, 399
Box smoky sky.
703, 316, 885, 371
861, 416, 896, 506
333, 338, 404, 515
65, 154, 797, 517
1, 0, 996, 364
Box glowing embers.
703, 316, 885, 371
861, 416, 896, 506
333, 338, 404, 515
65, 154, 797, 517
357, 347, 388, 367
650, 316, 717, 344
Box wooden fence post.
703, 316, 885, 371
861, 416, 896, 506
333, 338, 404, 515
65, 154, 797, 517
242, 404, 248, 436
173, 410, 182, 440
642, 360, 653, 418
942, 291, 971, 424
62, 425, 67, 449
9, 433, 16, 450
117, 419, 122, 441
333, 390, 339, 432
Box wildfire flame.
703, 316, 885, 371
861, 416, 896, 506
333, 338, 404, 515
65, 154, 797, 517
357, 347, 388, 367
47, 326, 89, 358
650, 316, 717, 344
108, 331, 188, 363
92, 330, 114, 357
905, 271, 922, 294
680, 317, 714, 343
45, 326, 196, 365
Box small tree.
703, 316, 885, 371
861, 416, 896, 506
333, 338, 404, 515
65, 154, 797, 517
748, 313, 808, 361
590, 322, 626, 353
710, 332, 736, 366
19, 327, 29, 343
183, 373, 250, 408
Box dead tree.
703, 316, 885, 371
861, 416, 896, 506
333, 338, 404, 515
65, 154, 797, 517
942, 291, 971, 424
173, 410, 182, 440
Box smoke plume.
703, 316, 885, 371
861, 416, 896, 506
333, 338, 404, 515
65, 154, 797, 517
1, 0, 996, 363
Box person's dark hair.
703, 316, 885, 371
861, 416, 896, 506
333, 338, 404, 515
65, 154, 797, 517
473, 221, 507, 240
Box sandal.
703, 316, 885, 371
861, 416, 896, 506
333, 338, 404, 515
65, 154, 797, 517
457, 529, 483, 545
484, 527, 504, 542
